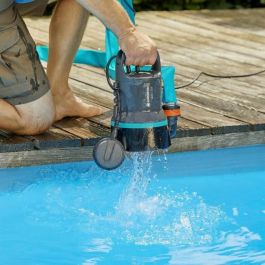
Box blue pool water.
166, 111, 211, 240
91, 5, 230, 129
0, 145, 265, 265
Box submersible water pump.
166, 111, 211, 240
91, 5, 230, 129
93, 50, 179, 170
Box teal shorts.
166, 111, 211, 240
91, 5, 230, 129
0, 3, 50, 105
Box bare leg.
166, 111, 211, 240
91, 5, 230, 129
47, 0, 102, 121
0, 100, 26, 133
0, 91, 55, 135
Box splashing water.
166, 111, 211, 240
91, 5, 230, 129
111, 152, 226, 246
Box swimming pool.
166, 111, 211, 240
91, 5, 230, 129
0, 145, 265, 265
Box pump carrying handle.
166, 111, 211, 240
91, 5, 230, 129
116, 50, 161, 75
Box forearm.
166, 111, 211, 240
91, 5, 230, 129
75, 0, 135, 38
75, 0, 157, 66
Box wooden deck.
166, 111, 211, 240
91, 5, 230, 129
1, 8, 265, 167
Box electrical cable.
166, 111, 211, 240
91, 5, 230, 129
105, 55, 121, 133
121, 0, 265, 91
175, 69, 265, 89
105, 55, 117, 90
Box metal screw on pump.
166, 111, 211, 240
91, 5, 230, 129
93, 50, 171, 170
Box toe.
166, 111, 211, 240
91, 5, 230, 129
82, 106, 103, 118
91, 106, 104, 116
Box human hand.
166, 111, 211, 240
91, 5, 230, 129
119, 28, 157, 66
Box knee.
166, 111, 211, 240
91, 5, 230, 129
16, 111, 55, 135
17, 115, 54, 135
15, 91, 56, 135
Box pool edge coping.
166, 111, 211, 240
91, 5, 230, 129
1, 130, 265, 168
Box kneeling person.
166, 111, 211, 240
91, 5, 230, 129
0, 0, 158, 136
0, 0, 55, 135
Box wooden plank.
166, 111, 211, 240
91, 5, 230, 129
176, 117, 211, 137
178, 91, 265, 128
179, 82, 265, 114
0, 131, 34, 153
25, 126, 82, 150
136, 13, 264, 55
68, 79, 113, 109
179, 10, 265, 36
179, 101, 249, 134
0, 146, 94, 168
54, 118, 110, 146
1, 130, 265, 168
152, 11, 265, 47
170, 130, 265, 153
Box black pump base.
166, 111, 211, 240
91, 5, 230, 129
114, 126, 171, 152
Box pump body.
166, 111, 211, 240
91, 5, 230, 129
113, 51, 171, 152
93, 50, 179, 170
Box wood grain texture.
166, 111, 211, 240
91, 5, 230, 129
1, 130, 265, 168
170, 131, 265, 153
0, 9, 264, 160
0, 147, 94, 168
0, 130, 34, 153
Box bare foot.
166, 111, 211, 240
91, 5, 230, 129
53, 90, 103, 121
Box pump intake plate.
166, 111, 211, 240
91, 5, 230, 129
93, 138, 125, 170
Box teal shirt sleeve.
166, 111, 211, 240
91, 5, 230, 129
15, 0, 33, 2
